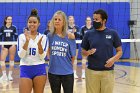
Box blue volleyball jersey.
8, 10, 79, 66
68, 25, 81, 39
0, 25, 18, 41
44, 29, 50, 35
81, 28, 122, 70
81, 25, 94, 39
48, 33, 76, 75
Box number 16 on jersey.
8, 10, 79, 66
29, 48, 36, 55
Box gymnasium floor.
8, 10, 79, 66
0, 60, 140, 93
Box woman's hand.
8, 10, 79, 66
38, 36, 43, 54
68, 32, 75, 39
24, 30, 31, 42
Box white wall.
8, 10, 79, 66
130, 0, 140, 59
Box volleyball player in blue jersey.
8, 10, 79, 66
68, 16, 82, 79
0, 16, 18, 81
48, 11, 76, 93
18, 9, 48, 93
79, 16, 94, 79
81, 16, 94, 39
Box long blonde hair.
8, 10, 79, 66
50, 10, 68, 37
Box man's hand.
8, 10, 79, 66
105, 58, 115, 68
82, 48, 96, 56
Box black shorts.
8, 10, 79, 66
76, 44, 79, 49
4, 45, 12, 49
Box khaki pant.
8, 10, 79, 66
85, 68, 114, 93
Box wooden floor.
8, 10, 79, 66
0, 60, 140, 93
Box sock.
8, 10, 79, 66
9, 71, 13, 76
2, 70, 6, 76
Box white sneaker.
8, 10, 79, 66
82, 74, 85, 79
8, 75, 13, 81
74, 74, 78, 79
74, 70, 78, 79
82, 70, 85, 79
0, 75, 8, 81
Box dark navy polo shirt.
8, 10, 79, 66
81, 28, 122, 71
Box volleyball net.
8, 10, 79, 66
0, 39, 140, 60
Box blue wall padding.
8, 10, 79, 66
0, 2, 130, 61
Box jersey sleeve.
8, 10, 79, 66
44, 30, 47, 35
13, 26, 18, 41
47, 33, 52, 48
74, 26, 81, 39
113, 31, 122, 48
0, 26, 3, 41
80, 26, 84, 39
69, 39, 76, 57
17, 34, 27, 58
39, 35, 49, 60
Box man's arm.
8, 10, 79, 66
105, 46, 123, 67
82, 48, 96, 57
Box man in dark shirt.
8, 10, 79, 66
81, 9, 122, 93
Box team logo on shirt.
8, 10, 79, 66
84, 30, 88, 34
106, 35, 112, 39
4, 30, 13, 32
68, 29, 73, 33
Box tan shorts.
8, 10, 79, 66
85, 68, 114, 93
